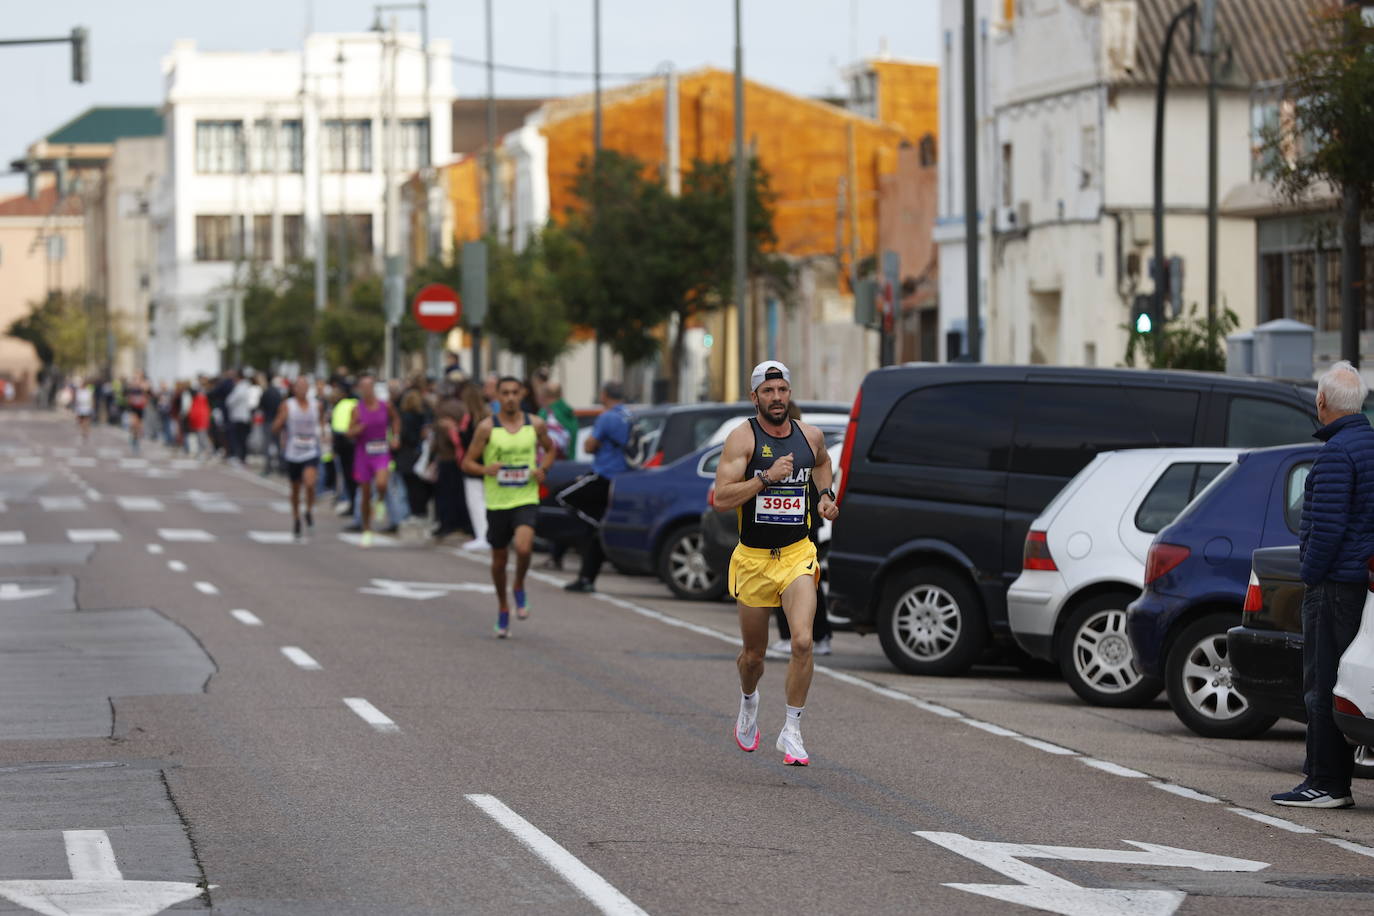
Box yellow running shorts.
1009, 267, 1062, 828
728, 538, 819, 608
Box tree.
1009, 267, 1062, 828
1123, 303, 1239, 371
1260, 5, 1374, 353
317, 273, 424, 372
5, 291, 129, 374
484, 231, 574, 371
239, 262, 319, 371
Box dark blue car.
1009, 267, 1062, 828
1126, 443, 1319, 739
601, 443, 725, 601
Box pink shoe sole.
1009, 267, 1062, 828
734, 724, 760, 752
783, 754, 810, 766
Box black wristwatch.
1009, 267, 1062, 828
819, 488, 836, 501
755, 469, 772, 486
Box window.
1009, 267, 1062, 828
1290, 251, 1316, 326
1010, 385, 1198, 478
250, 119, 303, 173
1080, 125, 1097, 189
871, 383, 1021, 470
195, 120, 246, 173
195, 215, 244, 261
251, 215, 271, 261
324, 214, 375, 260
282, 214, 304, 262
1285, 462, 1311, 532
1001, 143, 1013, 207
1226, 397, 1316, 448
324, 119, 373, 172
46, 235, 65, 261
1135, 461, 1230, 534
1260, 252, 1284, 323
699, 447, 723, 477
400, 118, 431, 170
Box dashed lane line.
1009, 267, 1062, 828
146, 543, 165, 554
230, 609, 263, 626
248, 530, 297, 544
157, 528, 216, 542
66, 529, 121, 543
40, 496, 86, 511
465, 794, 648, 916
117, 496, 165, 511
1152, 782, 1221, 803
281, 646, 322, 670
1079, 758, 1149, 778
167, 560, 187, 572
1012, 736, 1076, 756
0, 531, 25, 545
343, 698, 398, 733
193, 581, 220, 595
1325, 838, 1374, 858
1227, 808, 1318, 834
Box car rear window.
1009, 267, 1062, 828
870, 382, 1021, 470
1010, 385, 1199, 478
1285, 462, 1312, 532
1134, 461, 1231, 534
1226, 397, 1316, 448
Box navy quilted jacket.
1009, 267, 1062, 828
1299, 412, 1374, 585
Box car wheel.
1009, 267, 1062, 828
1057, 593, 1163, 708
658, 525, 726, 601
1165, 612, 1278, 739
877, 566, 986, 676
1355, 745, 1374, 781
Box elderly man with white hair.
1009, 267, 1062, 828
1273, 360, 1374, 809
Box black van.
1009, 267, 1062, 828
828, 365, 1319, 677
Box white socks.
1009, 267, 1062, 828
785, 705, 804, 728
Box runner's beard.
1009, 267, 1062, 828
763, 401, 787, 423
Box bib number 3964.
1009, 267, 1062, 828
756, 487, 805, 525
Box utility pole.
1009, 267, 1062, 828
733, 0, 748, 394
1339, 0, 1364, 367
960, 0, 980, 362
1152, 3, 1196, 339
593, 0, 604, 392
336, 45, 349, 311
1201, 0, 1219, 350
474, 0, 495, 380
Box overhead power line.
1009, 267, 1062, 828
444, 51, 652, 81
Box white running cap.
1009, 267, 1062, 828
750, 360, 791, 392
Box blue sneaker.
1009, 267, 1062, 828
1271, 784, 1353, 808
514, 589, 529, 619
495, 610, 510, 638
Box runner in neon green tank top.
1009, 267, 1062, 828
462, 377, 557, 637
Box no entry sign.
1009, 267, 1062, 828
411, 283, 462, 333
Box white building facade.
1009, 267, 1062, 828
936, 0, 1302, 367
148, 32, 454, 382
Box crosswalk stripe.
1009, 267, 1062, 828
248, 531, 296, 544
157, 528, 216, 542
0, 531, 26, 545
195, 500, 241, 514
67, 529, 122, 543
117, 496, 166, 512
41, 497, 87, 511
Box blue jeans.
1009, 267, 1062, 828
1302, 579, 1365, 793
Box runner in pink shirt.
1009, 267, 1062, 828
347, 374, 399, 547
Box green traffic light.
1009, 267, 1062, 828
702, 333, 714, 349
1135, 312, 1152, 334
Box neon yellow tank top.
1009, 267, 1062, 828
483, 415, 539, 510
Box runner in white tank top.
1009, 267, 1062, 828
272, 378, 323, 541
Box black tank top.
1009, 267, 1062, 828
739, 417, 817, 549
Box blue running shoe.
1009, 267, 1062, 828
495, 610, 510, 638
514, 589, 529, 619
1271, 784, 1353, 808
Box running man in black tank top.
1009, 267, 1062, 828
713, 361, 840, 766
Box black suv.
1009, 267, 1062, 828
828, 365, 1320, 677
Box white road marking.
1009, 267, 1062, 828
0, 828, 209, 914
98, 448, 122, 458
65, 828, 120, 879
167, 560, 187, 572
0, 583, 57, 601
85, 489, 102, 501
269, 500, 292, 514
158, 528, 216, 542
1013, 737, 1077, 756
193, 581, 220, 595
337, 532, 402, 547
146, 543, 165, 554
1151, 782, 1220, 804
40, 496, 86, 511
359, 578, 495, 600
14, 456, 42, 467
917, 831, 1266, 916
1325, 837, 1374, 859
51, 448, 76, 457
117, 496, 165, 511
281, 646, 322, 670
170, 458, 201, 470
195, 500, 240, 513
964, 720, 1021, 738
66, 529, 122, 543
1079, 758, 1148, 778
248, 530, 297, 544
466, 794, 649, 916
344, 697, 399, 732
1226, 807, 1317, 834
0, 531, 25, 545
140, 467, 180, 479
65, 456, 96, 468
118, 458, 149, 469
230, 609, 263, 626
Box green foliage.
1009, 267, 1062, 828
484, 232, 574, 370
240, 262, 318, 371
1259, 7, 1374, 213
1123, 303, 1239, 371
5, 291, 129, 372
316, 274, 425, 372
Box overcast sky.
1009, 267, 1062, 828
0, 0, 939, 194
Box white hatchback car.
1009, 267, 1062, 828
1008, 447, 1239, 707
1335, 576, 1374, 752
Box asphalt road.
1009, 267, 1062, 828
2, 407, 1374, 915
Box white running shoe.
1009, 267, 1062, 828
464, 538, 492, 551
776, 725, 809, 766
769, 638, 791, 655
734, 695, 760, 752
815, 636, 833, 656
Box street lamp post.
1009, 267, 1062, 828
733, 0, 747, 395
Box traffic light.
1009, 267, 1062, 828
1131, 295, 1154, 335
71, 27, 88, 84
